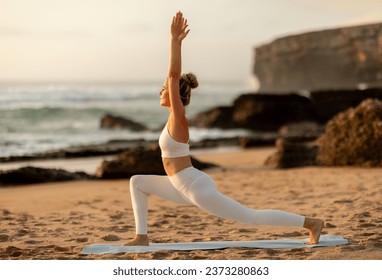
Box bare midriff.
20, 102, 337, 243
162, 155, 192, 176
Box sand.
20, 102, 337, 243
0, 147, 381, 260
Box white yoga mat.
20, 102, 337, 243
81, 234, 348, 254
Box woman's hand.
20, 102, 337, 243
171, 11, 190, 42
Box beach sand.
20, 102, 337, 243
1, 147, 381, 260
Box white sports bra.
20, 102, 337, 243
159, 122, 190, 158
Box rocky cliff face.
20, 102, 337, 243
254, 23, 382, 93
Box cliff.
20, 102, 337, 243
254, 23, 382, 93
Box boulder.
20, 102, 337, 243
316, 98, 382, 166
310, 88, 382, 122
278, 121, 325, 142
100, 113, 147, 131
265, 138, 318, 168
95, 145, 217, 179
0, 167, 93, 186
188, 106, 235, 129
232, 93, 318, 131
189, 93, 319, 132
239, 134, 278, 148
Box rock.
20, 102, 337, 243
278, 121, 325, 142
310, 88, 382, 122
95, 145, 217, 179
265, 138, 318, 168
0, 139, 157, 163
317, 98, 382, 166
232, 93, 318, 131
191, 137, 242, 149
254, 22, 382, 93
0, 167, 94, 186
239, 134, 278, 148
190, 93, 318, 132
240, 120, 324, 150
189, 106, 235, 129
100, 113, 147, 131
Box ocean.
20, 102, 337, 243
0, 81, 252, 158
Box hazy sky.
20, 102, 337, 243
1, 0, 381, 85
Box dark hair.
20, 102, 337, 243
179, 73, 198, 106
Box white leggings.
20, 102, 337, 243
129, 166, 305, 234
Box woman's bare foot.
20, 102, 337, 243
124, 234, 149, 246
303, 217, 325, 244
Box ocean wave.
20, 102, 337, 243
0, 106, 107, 120
0, 81, 245, 157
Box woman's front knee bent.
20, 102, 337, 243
130, 175, 142, 191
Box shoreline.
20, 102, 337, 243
0, 145, 244, 175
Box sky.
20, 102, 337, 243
0, 0, 381, 86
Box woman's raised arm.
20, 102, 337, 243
167, 12, 190, 118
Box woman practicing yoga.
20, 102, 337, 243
125, 11, 324, 246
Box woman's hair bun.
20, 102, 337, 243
182, 73, 199, 89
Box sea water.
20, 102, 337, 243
0, 80, 252, 158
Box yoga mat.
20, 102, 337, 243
81, 234, 348, 254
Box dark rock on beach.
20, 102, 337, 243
232, 93, 318, 131
0, 140, 157, 163
317, 98, 382, 166
100, 113, 148, 131
0, 167, 94, 186
278, 121, 325, 142
189, 88, 382, 136
310, 88, 382, 122
252, 121, 323, 166
266, 98, 382, 168
239, 134, 278, 148
96, 145, 217, 179
190, 93, 319, 131
265, 119, 323, 169
265, 138, 318, 168
189, 106, 236, 129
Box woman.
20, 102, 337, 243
125, 11, 324, 246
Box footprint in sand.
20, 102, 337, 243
2, 209, 12, 215
239, 250, 258, 258
34, 223, 48, 226
54, 246, 70, 252
0, 234, 10, 242
358, 222, 376, 228
191, 238, 204, 242
109, 212, 124, 220
55, 228, 66, 233
149, 251, 172, 259
1, 212, 15, 222
76, 237, 89, 243
25, 240, 43, 244
16, 229, 30, 237
190, 255, 209, 260
173, 230, 192, 234
5, 246, 23, 257
237, 228, 257, 233
102, 234, 121, 241
334, 199, 353, 204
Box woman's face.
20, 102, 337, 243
159, 81, 170, 107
